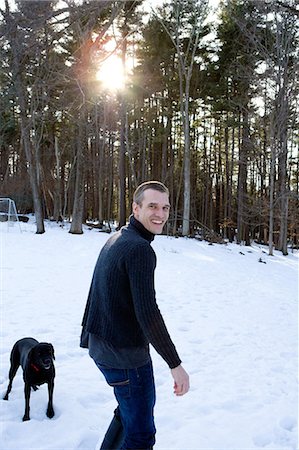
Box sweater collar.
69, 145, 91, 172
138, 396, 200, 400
128, 215, 155, 242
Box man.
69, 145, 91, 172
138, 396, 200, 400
80, 181, 189, 450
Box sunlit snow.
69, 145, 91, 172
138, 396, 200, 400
1, 219, 298, 450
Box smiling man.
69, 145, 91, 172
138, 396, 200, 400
132, 183, 170, 235
80, 181, 189, 450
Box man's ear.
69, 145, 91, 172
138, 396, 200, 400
132, 202, 139, 216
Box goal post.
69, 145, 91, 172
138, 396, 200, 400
0, 198, 22, 232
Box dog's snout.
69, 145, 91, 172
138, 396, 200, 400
42, 357, 52, 368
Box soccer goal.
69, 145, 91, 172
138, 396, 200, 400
0, 198, 22, 232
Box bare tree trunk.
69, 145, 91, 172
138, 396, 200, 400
126, 113, 137, 189
107, 134, 114, 222
237, 109, 250, 245
69, 118, 85, 235
161, 113, 170, 182
278, 138, 289, 255
224, 121, 229, 240
173, 155, 184, 236
268, 144, 276, 256
119, 98, 126, 227
118, 27, 128, 228
182, 82, 191, 236
96, 103, 105, 222
53, 136, 62, 221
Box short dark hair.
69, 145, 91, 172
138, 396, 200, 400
133, 181, 169, 205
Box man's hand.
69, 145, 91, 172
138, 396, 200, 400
171, 364, 190, 396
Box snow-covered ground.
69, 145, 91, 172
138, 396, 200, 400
0, 219, 298, 450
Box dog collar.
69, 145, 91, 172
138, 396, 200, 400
31, 363, 40, 373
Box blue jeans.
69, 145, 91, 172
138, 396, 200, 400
95, 360, 156, 449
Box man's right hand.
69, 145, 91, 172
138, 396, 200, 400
171, 364, 190, 396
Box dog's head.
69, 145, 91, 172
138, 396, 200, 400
30, 343, 55, 370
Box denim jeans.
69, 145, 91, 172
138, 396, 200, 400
95, 360, 156, 449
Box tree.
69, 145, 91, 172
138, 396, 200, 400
217, 0, 263, 245
154, 0, 209, 236
116, 1, 143, 228
1, 0, 298, 251
232, 0, 299, 254
64, 1, 119, 233
271, 4, 298, 255
2, 0, 62, 233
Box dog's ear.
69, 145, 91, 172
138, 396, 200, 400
48, 344, 55, 360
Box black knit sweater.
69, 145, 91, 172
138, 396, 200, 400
81, 215, 181, 369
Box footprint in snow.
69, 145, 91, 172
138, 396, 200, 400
279, 416, 297, 432
252, 432, 272, 447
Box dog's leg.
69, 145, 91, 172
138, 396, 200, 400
22, 383, 31, 421
3, 384, 12, 401
46, 380, 54, 419
3, 381, 13, 401
3, 362, 20, 400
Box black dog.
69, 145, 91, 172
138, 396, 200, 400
3, 337, 55, 421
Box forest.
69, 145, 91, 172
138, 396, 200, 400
0, 0, 298, 255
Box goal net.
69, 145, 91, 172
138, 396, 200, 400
0, 198, 22, 231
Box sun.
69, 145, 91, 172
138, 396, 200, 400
96, 53, 125, 91
95, 38, 136, 92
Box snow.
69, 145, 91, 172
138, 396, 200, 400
1, 219, 298, 450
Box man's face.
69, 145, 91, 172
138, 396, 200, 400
133, 189, 170, 235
